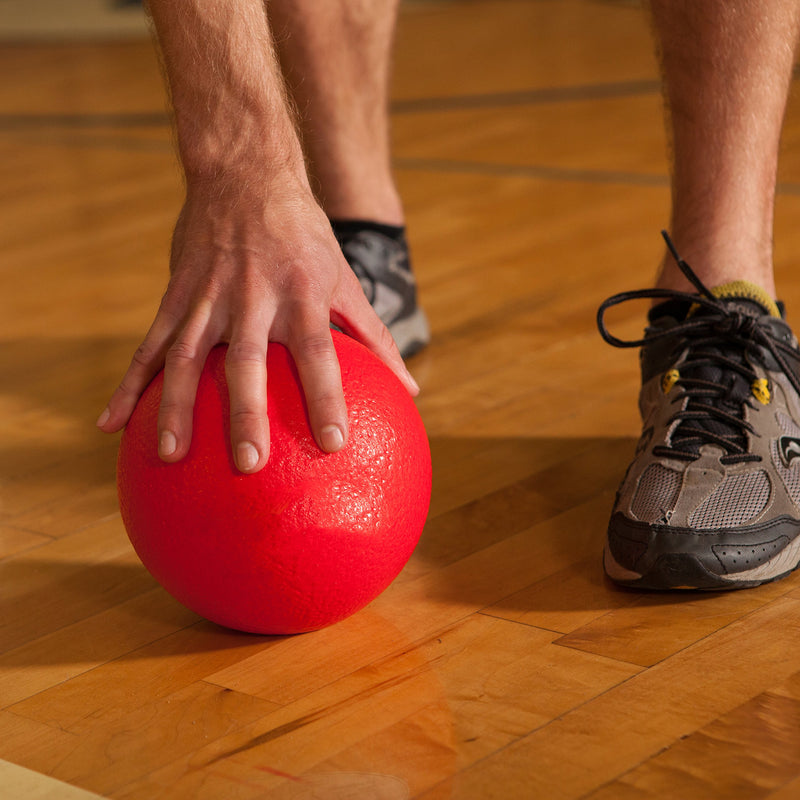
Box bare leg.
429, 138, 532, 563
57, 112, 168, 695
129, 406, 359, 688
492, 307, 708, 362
651, 0, 800, 296
267, 0, 404, 225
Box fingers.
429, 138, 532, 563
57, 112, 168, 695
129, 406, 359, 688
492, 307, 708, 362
332, 284, 420, 397
99, 296, 221, 470
225, 337, 269, 473
226, 306, 349, 471
96, 306, 180, 434
226, 316, 347, 473
156, 298, 217, 464
288, 324, 349, 456
371, 326, 421, 396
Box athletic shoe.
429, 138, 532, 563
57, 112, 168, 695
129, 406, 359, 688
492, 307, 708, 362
597, 233, 800, 590
332, 222, 430, 359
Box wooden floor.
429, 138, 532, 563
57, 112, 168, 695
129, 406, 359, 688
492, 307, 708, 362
3, 1, 800, 797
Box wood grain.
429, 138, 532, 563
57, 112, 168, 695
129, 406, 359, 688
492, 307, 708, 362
3, 1, 800, 798
0, 758, 105, 800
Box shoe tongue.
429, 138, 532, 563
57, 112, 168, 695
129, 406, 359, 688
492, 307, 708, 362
672, 280, 777, 458
710, 280, 781, 319
650, 281, 781, 326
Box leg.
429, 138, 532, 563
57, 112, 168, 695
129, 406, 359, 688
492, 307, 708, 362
652, 0, 800, 297
598, 1, 800, 591
265, 0, 430, 357
267, 0, 404, 224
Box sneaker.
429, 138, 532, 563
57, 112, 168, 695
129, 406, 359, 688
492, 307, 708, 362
332, 222, 430, 359
597, 233, 800, 590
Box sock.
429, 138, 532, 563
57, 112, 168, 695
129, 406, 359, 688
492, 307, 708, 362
329, 218, 406, 243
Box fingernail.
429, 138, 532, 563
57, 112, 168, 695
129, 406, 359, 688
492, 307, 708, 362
159, 430, 177, 458
320, 425, 345, 452
406, 371, 420, 394
236, 441, 260, 472
96, 407, 110, 428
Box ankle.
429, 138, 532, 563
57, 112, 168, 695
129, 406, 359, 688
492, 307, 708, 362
655, 237, 776, 297
321, 194, 404, 227
313, 164, 404, 226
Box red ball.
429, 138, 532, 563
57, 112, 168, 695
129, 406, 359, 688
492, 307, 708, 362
117, 331, 431, 635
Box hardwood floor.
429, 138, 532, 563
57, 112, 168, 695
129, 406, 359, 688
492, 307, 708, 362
3, 1, 800, 797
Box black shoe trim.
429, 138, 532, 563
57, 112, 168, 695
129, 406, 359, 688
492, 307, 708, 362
606, 512, 800, 589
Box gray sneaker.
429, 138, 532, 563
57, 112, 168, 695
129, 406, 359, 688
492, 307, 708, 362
333, 223, 430, 359
597, 233, 800, 590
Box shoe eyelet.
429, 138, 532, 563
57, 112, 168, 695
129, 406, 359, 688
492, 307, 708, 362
751, 378, 771, 405
662, 369, 680, 394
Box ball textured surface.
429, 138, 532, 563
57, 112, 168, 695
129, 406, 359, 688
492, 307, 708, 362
117, 332, 431, 635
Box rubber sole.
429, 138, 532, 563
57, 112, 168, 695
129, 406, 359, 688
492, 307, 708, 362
604, 513, 800, 591
604, 537, 800, 591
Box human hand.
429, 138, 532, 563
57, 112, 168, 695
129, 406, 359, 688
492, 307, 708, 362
96, 177, 419, 473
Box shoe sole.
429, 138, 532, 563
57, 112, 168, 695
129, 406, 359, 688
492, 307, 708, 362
604, 536, 800, 590
604, 513, 800, 591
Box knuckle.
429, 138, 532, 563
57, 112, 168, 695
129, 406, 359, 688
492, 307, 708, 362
226, 339, 266, 367
165, 339, 200, 367
157, 395, 189, 417
130, 340, 159, 372
114, 375, 140, 401
293, 333, 337, 367
309, 388, 343, 410
282, 264, 329, 306
229, 407, 263, 426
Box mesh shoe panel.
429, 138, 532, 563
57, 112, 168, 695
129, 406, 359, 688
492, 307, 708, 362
688, 471, 771, 529
631, 463, 682, 523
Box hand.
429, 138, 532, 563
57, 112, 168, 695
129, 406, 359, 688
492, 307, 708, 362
96, 177, 418, 473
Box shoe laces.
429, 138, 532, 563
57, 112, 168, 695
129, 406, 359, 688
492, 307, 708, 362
597, 232, 800, 465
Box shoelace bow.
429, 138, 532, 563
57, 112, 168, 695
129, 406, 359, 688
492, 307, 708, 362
597, 232, 800, 464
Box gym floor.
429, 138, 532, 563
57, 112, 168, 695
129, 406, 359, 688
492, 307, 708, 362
3, 1, 800, 797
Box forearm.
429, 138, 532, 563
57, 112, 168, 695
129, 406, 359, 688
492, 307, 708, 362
146, 0, 307, 189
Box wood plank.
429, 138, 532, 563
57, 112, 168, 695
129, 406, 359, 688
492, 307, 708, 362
308, 615, 640, 798
7, 682, 279, 799
421, 435, 632, 562
0, 712, 81, 780
392, 0, 657, 100
0, 526, 51, 560
116, 614, 639, 799
0, 516, 155, 654
2, 447, 120, 536
766, 776, 800, 800
0, 588, 197, 710
553, 576, 800, 667
414, 596, 800, 800
393, 95, 669, 177
584, 673, 800, 799
0, 759, 104, 800
0, 41, 163, 114
60, 682, 277, 798
482, 558, 640, 634
8, 619, 278, 732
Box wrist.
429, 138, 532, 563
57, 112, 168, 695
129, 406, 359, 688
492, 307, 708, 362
177, 104, 306, 187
